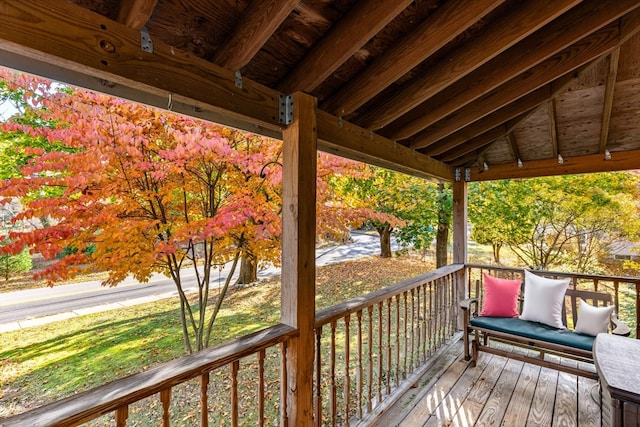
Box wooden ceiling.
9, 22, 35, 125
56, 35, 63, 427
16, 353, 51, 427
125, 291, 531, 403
0, 0, 639, 181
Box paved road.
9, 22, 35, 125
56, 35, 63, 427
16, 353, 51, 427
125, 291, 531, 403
0, 232, 397, 331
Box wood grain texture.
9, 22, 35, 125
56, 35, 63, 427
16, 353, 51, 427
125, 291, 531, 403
358, 0, 581, 130
213, 0, 300, 71
281, 91, 317, 426
278, 0, 412, 93
381, 0, 640, 141
411, 23, 622, 150
116, 0, 157, 30
526, 367, 560, 427
0, 0, 282, 129
321, 0, 505, 116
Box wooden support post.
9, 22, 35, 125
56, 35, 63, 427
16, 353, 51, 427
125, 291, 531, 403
452, 180, 468, 330
281, 91, 317, 426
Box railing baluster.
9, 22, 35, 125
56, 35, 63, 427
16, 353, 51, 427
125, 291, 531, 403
258, 349, 265, 427
344, 314, 351, 427
200, 373, 209, 427
231, 361, 239, 427
636, 283, 640, 339
403, 291, 408, 379
395, 294, 400, 387
160, 388, 170, 427
428, 281, 433, 356
330, 320, 337, 426
315, 326, 323, 427
116, 406, 128, 427
281, 341, 289, 427
415, 286, 421, 366
377, 301, 383, 403
386, 298, 392, 396
356, 311, 363, 420
366, 306, 373, 413
422, 283, 427, 361
410, 288, 416, 373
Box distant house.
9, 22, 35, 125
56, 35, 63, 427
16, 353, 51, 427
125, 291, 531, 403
609, 240, 640, 261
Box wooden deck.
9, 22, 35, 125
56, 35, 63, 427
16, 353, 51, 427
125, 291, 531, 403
374, 338, 601, 427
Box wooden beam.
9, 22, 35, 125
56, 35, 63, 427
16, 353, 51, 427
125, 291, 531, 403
437, 125, 511, 162
317, 111, 453, 182
0, 0, 451, 182
548, 100, 559, 158
452, 180, 468, 265
281, 92, 316, 427
381, 0, 640, 141
278, 0, 412, 94
419, 88, 552, 156
471, 149, 640, 181
357, 0, 580, 130
409, 21, 625, 150
116, 0, 158, 30
0, 0, 283, 129
212, 0, 299, 71
599, 48, 620, 153
320, 0, 504, 116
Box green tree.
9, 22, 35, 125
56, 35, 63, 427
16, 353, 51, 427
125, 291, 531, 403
469, 179, 535, 264
469, 173, 640, 271
0, 239, 31, 280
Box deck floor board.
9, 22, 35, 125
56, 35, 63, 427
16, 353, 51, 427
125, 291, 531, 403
373, 339, 601, 427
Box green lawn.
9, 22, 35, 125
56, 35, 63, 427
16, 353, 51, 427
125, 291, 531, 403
0, 255, 433, 420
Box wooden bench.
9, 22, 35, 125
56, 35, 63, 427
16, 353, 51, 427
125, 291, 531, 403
460, 286, 630, 379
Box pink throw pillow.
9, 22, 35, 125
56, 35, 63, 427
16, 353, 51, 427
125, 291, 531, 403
479, 273, 521, 317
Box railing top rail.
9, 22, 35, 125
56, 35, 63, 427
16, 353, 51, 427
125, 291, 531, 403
465, 264, 640, 285
1, 323, 297, 427
315, 264, 464, 328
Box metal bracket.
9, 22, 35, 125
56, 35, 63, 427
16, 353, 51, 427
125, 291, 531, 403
235, 71, 243, 89
454, 168, 462, 182
140, 27, 153, 53
465, 168, 471, 182
279, 94, 293, 125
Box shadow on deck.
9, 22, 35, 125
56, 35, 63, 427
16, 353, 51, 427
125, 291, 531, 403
375, 338, 600, 427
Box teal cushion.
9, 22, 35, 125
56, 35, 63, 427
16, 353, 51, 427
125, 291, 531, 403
470, 316, 594, 351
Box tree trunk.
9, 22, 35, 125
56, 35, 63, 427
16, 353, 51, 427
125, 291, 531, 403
493, 242, 502, 264
436, 183, 451, 268
436, 223, 448, 267
236, 253, 258, 284
377, 225, 392, 258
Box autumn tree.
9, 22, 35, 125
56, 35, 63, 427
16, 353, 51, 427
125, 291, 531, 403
0, 75, 280, 352
469, 173, 640, 272
332, 166, 438, 258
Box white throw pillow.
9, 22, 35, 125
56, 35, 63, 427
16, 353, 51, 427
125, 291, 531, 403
574, 299, 614, 336
519, 270, 570, 329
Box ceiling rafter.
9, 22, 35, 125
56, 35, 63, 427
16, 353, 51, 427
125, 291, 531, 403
381, 0, 640, 141
506, 133, 521, 163
408, 20, 630, 151
116, 0, 158, 30
548, 99, 559, 158
418, 75, 576, 157
278, 0, 412, 94
212, 0, 299, 71
438, 126, 508, 162
445, 115, 530, 165
0, 0, 452, 182
319, 0, 504, 116
599, 48, 620, 153
356, 0, 581, 130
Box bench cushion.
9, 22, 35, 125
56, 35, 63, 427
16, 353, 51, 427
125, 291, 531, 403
470, 316, 595, 351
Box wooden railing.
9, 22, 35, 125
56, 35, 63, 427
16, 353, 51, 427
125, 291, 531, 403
1, 324, 297, 427
6, 264, 637, 426
465, 264, 640, 338
313, 264, 465, 426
